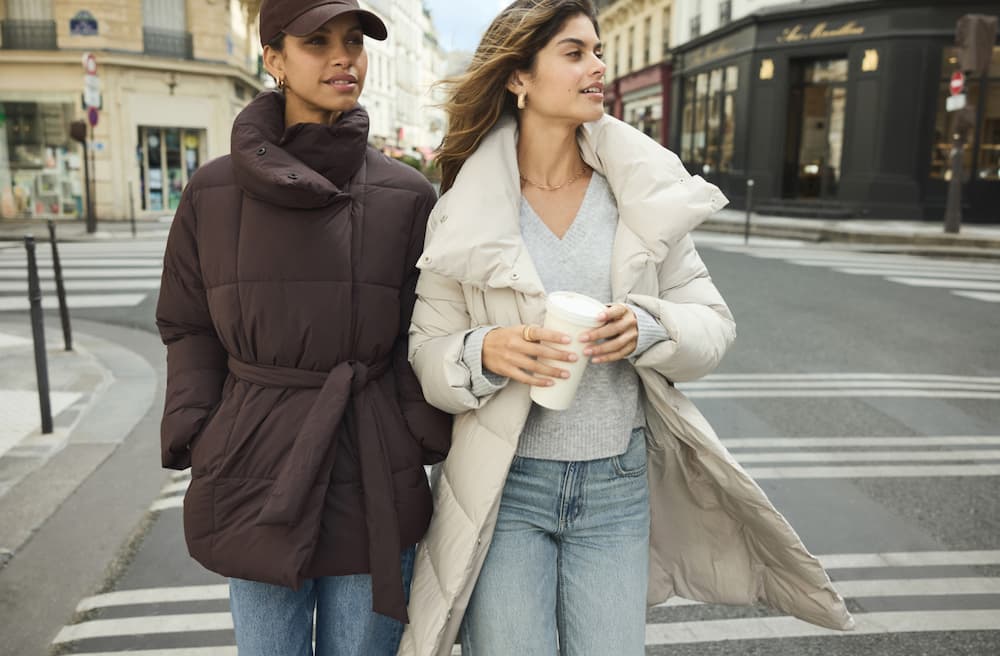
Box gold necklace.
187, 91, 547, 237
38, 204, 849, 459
519, 164, 590, 191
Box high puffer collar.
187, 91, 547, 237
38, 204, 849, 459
418, 114, 728, 295
231, 91, 370, 209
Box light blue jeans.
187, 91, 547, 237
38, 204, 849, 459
461, 428, 650, 656
228, 546, 415, 656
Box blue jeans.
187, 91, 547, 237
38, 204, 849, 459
229, 546, 414, 656
461, 428, 650, 656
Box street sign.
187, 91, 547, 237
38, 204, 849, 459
87, 106, 99, 128
83, 74, 101, 109
950, 70, 965, 96
82, 52, 97, 75
946, 94, 967, 112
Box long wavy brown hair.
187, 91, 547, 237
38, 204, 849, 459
436, 0, 599, 193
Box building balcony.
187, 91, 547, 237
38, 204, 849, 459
143, 27, 193, 60
1, 20, 58, 50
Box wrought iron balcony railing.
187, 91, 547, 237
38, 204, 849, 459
1, 20, 58, 50
142, 27, 193, 60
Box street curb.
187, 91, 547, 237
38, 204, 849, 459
0, 324, 158, 570
699, 218, 1000, 259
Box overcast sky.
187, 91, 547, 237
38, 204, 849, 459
423, 0, 510, 52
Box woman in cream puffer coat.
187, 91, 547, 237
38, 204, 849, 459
398, 109, 853, 656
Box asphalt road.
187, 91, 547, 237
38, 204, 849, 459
2, 231, 997, 655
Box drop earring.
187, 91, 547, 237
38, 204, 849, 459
278, 76, 286, 91
517, 92, 526, 110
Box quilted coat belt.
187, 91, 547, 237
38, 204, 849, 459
226, 355, 410, 622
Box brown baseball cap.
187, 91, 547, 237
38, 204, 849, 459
259, 0, 388, 46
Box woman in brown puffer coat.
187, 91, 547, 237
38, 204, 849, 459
154, 1, 450, 654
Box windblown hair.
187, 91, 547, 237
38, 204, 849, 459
436, 0, 599, 193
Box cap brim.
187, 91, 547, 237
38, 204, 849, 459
283, 5, 388, 41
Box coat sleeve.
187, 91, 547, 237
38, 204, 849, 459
407, 217, 501, 415
155, 186, 228, 470
393, 190, 454, 463
625, 234, 735, 382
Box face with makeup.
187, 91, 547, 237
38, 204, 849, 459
508, 13, 606, 128
263, 12, 369, 125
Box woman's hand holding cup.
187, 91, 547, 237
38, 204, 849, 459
482, 325, 577, 386
579, 304, 638, 363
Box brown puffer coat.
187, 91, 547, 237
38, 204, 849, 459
155, 90, 451, 622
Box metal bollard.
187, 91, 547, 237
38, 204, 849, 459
47, 221, 73, 351
744, 178, 755, 245
24, 236, 53, 435
129, 181, 137, 238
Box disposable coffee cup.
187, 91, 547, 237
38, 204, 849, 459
529, 291, 608, 411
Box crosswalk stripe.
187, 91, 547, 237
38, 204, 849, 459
0, 259, 163, 268
52, 612, 233, 643
0, 280, 161, 292
695, 373, 1000, 383
161, 481, 190, 495
723, 436, 1000, 448
644, 610, 999, 645
76, 585, 230, 612
683, 380, 1000, 391
887, 277, 1000, 291
151, 496, 184, 512
0, 268, 161, 279
818, 550, 1000, 569
688, 390, 1000, 399
745, 463, 1000, 478
54, 650, 234, 656
734, 449, 1000, 463
0, 294, 147, 311
954, 290, 1000, 303
834, 267, 1000, 281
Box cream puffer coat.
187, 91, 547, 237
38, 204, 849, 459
399, 114, 853, 655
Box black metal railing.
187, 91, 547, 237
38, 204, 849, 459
142, 27, 193, 59
1, 20, 57, 50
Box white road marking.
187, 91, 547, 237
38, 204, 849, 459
886, 277, 1000, 291
58, 650, 234, 656
0, 258, 164, 268
818, 550, 1000, 569
694, 373, 1000, 383
0, 390, 82, 458
684, 380, 1000, 391
0, 267, 161, 279
150, 495, 184, 512
0, 294, 147, 311
52, 613, 233, 643
834, 267, 1000, 281
689, 390, 1000, 399
76, 585, 230, 612
0, 332, 31, 348
0, 279, 161, 292
644, 610, 999, 645
734, 449, 1000, 463
954, 291, 1000, 303
161, 480, 190, 495
745, 464, 1000, 478
681, 373, 1000, 400
723, 436, 1000, 448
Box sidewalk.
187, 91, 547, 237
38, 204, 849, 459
706, 209, 1000, 258
0, 320, 159, 570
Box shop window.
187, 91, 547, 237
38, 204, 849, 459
662, 9, 670, 56
0, 102, 82, 219
690, 15, 701, 40
627, 27, 634, 73
720, 65, 739, 172
680, 65, 739, 176
138, 126, 203, 212
929, 46, 1000, 181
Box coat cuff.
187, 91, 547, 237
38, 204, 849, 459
628, 303, 669, 361
461, 326, 509, 397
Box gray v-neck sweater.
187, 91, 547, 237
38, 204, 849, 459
461, 173, 667, 461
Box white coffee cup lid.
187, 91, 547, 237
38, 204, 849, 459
545, 291, 607, 327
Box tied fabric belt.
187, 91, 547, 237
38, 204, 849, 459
226, 356, 409, 623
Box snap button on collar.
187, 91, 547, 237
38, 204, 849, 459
287, 172, 299, 180
256, 147, 266, 156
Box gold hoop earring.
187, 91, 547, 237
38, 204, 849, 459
277, 76, 286, 91
517, 92, 526, 110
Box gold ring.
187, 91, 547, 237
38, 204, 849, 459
522, 324, 538, 343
